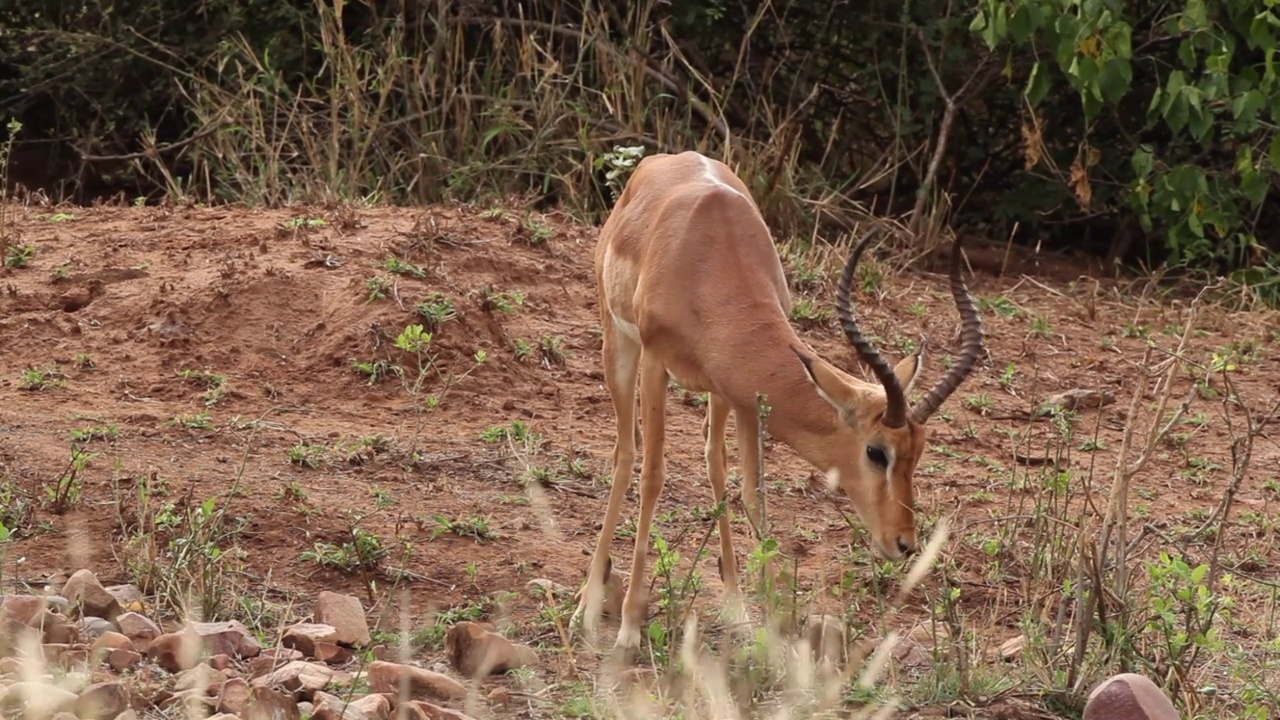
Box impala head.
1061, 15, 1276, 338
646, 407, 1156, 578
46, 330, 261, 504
795, 230, 984, 561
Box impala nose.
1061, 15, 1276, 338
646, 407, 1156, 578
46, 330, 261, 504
896, 536, 917, 558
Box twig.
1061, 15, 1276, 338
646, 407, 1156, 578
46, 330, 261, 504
908, 29, 996, 237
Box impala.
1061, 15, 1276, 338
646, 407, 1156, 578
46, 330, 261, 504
571, 150, 984, 650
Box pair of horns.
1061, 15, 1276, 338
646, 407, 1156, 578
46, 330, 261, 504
834, 230, 985, 428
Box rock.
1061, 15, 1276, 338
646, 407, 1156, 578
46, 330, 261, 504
0, 594, 52, 625
1000, 634, 1026, 661
209, 653, 235, 671
314, 641, 352, 665
313, 692, 368, 720
217, 677, 252, 714
41, 643, 73, 665
1083, 673, 1181, 720
91, 631, 134, 654
249, 649, 305, 678
487, 687, 511, 706
36, 610, 77, 644
246, 686, 303, 720
175, 662, 229, 693
107, 649, 143, 672
403, 701, 477, 720
367, 660, 466, 700
251, 660, 334, 700
147, 631, 202, 673
150, 620, 261, 672
349, 693, 391, 720
803, 614, 846, 668
61, 570, 123, 621
525, 579, 568, 600
444, 621, 538, 678
282, 623, 340, 657
102, 584, 146, 612
75, 617, 116, 640
192, 620, 262, 659
74, 681, 130, 720
160, 688, 217, 716
115, 612, 162, 645
0, 681, 79, 717
313, 592, 371, 647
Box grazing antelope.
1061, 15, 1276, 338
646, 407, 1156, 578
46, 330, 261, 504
571, 150, 984, 650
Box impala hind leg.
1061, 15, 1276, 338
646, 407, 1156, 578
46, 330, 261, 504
704, 394, 738, 589
571, 322, 640, 641
614, 350, 670, 650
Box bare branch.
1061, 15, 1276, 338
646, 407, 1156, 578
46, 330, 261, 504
908, 29, 997, 238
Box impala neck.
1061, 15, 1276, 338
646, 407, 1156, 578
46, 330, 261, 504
713, 317, 847, 469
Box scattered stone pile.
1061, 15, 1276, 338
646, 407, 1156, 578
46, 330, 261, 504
0, 569, 541, 720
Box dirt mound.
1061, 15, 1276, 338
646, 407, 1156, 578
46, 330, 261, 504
1, 200, 1277, 718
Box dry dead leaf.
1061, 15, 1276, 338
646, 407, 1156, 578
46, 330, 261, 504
1070, 155, 1091, 210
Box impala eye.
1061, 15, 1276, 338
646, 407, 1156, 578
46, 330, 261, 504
866, 445, 889, 469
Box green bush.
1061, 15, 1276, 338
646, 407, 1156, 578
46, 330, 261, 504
1, 0, 1278, 292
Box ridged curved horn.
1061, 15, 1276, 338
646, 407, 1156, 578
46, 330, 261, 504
836, 230, 908, 429
910, 236, 984, 423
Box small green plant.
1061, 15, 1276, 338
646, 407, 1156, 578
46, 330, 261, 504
998, 362, 1018, 389
300, 527, 389, 574
965, 393, 995, 413
278, 481, 310, 503
352, 358, 401, 385
170, 411, 214, 429
394, 323, 432, 355
365, 275, 391, 302
69, 424, 119, 443
788, 297, 830, 327
5, 243, 36, 268
594, 144, 646, 201
416, 293, 457, 331
179, 369, 228, 406
539, 335, 568, 368
512, 337, 534, 361
287, 443, 326, 469
479, 285, 525, 314
978, 295, 1020, 318
429, 514, 495, 542
518, 216, 554, 245
1122, 320, 1151, 339
480, 420, 539, 446
383, 256, 426, 278
48, 212, 78, 223
283, 216, 326, 229
45, 445, 94, 513
1029, 314, 1052, 338
73, 353, 95, 370
19, 365, 65, 390
0, 119, 22, 246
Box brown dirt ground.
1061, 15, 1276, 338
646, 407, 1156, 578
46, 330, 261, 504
1, 200, 1278, 718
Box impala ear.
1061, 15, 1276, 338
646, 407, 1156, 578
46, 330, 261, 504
893, 349, 923, 395
792, 347, 858, 415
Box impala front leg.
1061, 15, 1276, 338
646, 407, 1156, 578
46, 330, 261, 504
615, 350, 670, 651
571, 321, 640, 642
